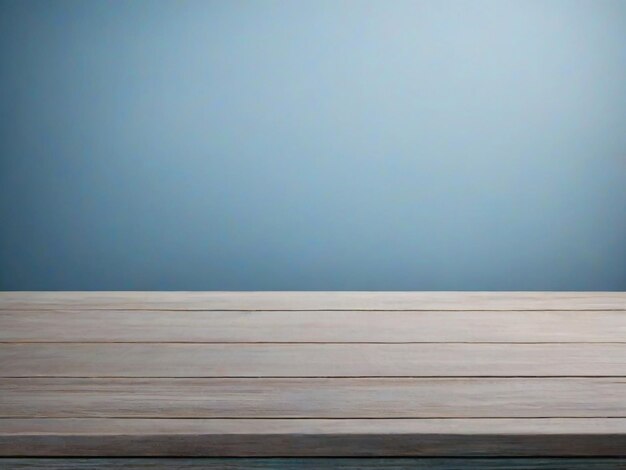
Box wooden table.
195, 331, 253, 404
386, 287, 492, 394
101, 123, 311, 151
1, 292, 625, 469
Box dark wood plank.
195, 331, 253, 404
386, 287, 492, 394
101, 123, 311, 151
1, 458, 625, 469
1, 292, 625, 311
2, 310, 625, 343
1, 418, 625, 456
2, 343, 625, 377
2, 378, 624, 418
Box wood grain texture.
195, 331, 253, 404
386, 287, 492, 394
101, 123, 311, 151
1, 419, 626, 457
2, 292, 625, 311
3, 310, 625, 343
2, 343, 625, 377
1, 291, 625, 458
2, 378, 625, 418
1, 458, 625, 469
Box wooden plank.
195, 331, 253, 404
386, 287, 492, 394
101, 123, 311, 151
1, 292, 625, 311
2, 343, 626, 377
1, 378, 624, 418
1, 458, 625, 468
2, 310, 626, 343
0, 418, 625, 456
1, 292, 624, 459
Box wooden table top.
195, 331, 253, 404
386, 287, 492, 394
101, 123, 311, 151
1, 291, 625, 458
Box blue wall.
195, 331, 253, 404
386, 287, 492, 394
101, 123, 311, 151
1, 0, 625, 290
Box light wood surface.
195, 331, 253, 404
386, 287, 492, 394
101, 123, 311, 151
2, 343, 626, 377
2, 378, 625, 418
2, 309, 625, 343
0, 291, 625, 457
1, 291, 625, 310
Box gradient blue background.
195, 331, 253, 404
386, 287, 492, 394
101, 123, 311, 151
1, 0, 625, 290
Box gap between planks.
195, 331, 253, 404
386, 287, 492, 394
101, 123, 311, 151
2, 458, 626, 469
4, 308, 626, 311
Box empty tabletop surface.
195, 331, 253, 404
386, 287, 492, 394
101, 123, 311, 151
0, 291, 625, 457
